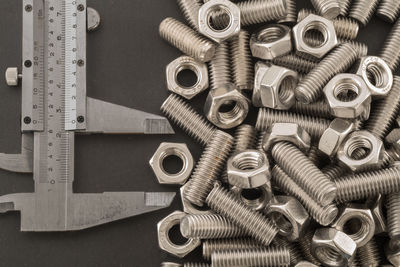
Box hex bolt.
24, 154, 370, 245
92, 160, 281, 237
273, 53, 318, 74
210, 247, 291, 267
206, 183, 278, 246
184, 130, 233, 206
256, 108, 331, 140
310, 0, 341, 19
202, 238, 261, 260
230, 30, 254, 91
380, 20, 400, 72
291, 100, 334, 120
377, 0, 400, 23
357, 238, 381, 267
334, 165, 400, 203
159, 17, 216, 62
273, 237, 303, 266
295, 43, 358, 104
298, 231, 322, 266
297, 9, 359, 40
339, 0, 353, 16
209, 43, 231, 90
180, 214, 246, 239
387, 192, 400, 241
271, 165, 338, 226
349, 0, 381, 26
176, 0, 202, 29
365, 76, 400, 140
277, 0, 297, 24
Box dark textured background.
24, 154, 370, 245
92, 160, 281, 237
0, 0, 396, 266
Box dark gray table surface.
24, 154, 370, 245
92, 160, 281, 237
0, 0, 397, 266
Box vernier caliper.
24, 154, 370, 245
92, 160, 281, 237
0, 0, 175, 231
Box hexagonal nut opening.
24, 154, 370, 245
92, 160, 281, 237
149, 143, 194, 185
252, 64, 298, 110
386, 245, 400, 267
166, 56, 209, 100
204, 83, 250, 129
230, 184, 273, 211
332, 204, 375, 247
266, 195, 310, 241
311, 228, 357, 267
318, 119, 355, 157
324, 73, 371, 120
262, 123, 311, 153
157, 211, 201, 258
293, 14, 338, 59
250, 24, 292, 60
356, 56, 393, 98
198, 0, 240, 43
337, 130, 385, 172
180, 184, 213, 215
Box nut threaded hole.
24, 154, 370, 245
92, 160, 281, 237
315, 246, 345, 266
175, 64, 200, 89
160, 148, 187, 176
366, 62, 389, 88
303, 21, 328, 48
279, 76, 297, 105
239, 188, 268, 210
217, 100, 246, 125
206, 5, 232, 32
257, 26, 286, 43
168, 223, 190, 246
333, 82, 360, 102
343, 217, 370, 242
345, 137, 372, 160
270, 212, 293, 235
232, 153, 264, 170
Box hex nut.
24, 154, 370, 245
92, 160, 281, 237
166, 56, 209, 100
318, 119, 355, 157
180, 184, 213, 215
250, 24, 292, 60
337, 130, 385, 172
293, 14, 338, 59
262, 123, 311, 153
311, 228, 357, 267
253, 61, 272, 107
266, 195, 310, 241
252, 64, 298, 110
366, 194, 387, 235
386, 245, 400, 266
227, 149, 270, 189
198, 0, 240, 43
204, 83, 250, 129
157, 211, 201, 258
324, 73, 371, 120
230, 184, 273, 211
332, 204, 375, 247
356, 56, 393, 98
149, 143, 194, 185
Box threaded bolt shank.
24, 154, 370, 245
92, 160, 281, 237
202, 238, 261, 260
230, 30, 254, 91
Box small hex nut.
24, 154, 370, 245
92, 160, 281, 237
157, 211, 201, 258
198, 0, 240, 43
204, 83, 250, 129
252, 64, 298, 110
149, 143, 194, 185
227, 149, 270, 189
262, 123, 311, 153
253, 62, 272, 107
324, 73, 372, 120
318, 119, 355, 157
293, 14, 338, 59
337, 130, 385, 172
166, 56, 209, 100
250, 24, 293, 60
180, 184, 213, 215
356, 56, 393, 98
230, 184, 273, 211
312, 228, 357, 267
332, 204, 375, 247
266, 195, 310, 241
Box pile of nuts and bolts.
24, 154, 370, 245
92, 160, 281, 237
154, 0, 400, 266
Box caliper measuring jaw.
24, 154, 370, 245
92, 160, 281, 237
0, 0, 175, 231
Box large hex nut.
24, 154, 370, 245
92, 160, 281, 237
337, 130, 385, 172
332, 204, 375, 247
324, 73, 372, 120
180, 184, 213, 215
311, 228, 357, 267
230, 184, 273, 211
149, 143, 194, 185
356, 56, 393, 98
204, 83, 250, 129
252, 64, 298, 110
266, 195, 310, 241
250, 24, 292, 60
293, 14, 338, 59
166, 56, 209, 100
198, 0, 240, 43
318, 119, 356, 157
227, 149, 270, 189
262, 123, 311, 153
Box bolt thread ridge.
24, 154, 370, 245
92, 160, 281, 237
209, 43, 231, 90
278, 0, 297, 23
272, 165, 338, 226
185, 130, 233, 206
230, 30, 254, 91
161, 94, 216, 146
202, 238, 261, 260
310, 0, 341, 18
273, 237, 303, 265
335, 166, 400, 203
357, 238, 381, 267
256, 131, 268, 151
206, 184, 278, 246
365, 76, 400, 140
177, 0, 201, 29
380, 20, 400, 71
159, 17, 216, 62
321, 164, 348, 180
377, 0, 400, 23
339, 0, 352, 16
181, 214, 246, 239
299, 232, 322, 266
211, 247, 291, 267
295, 43, 358, 104
272, 142, 337, 206
273, 53, 318, 74
239, 0, 287, 26
256, 108, 331, 139
291, 100, 333, 119
308, 145, 324, 167
387, 192, 400, 239
350, 0, 380, 26
184, 264, 210, 267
